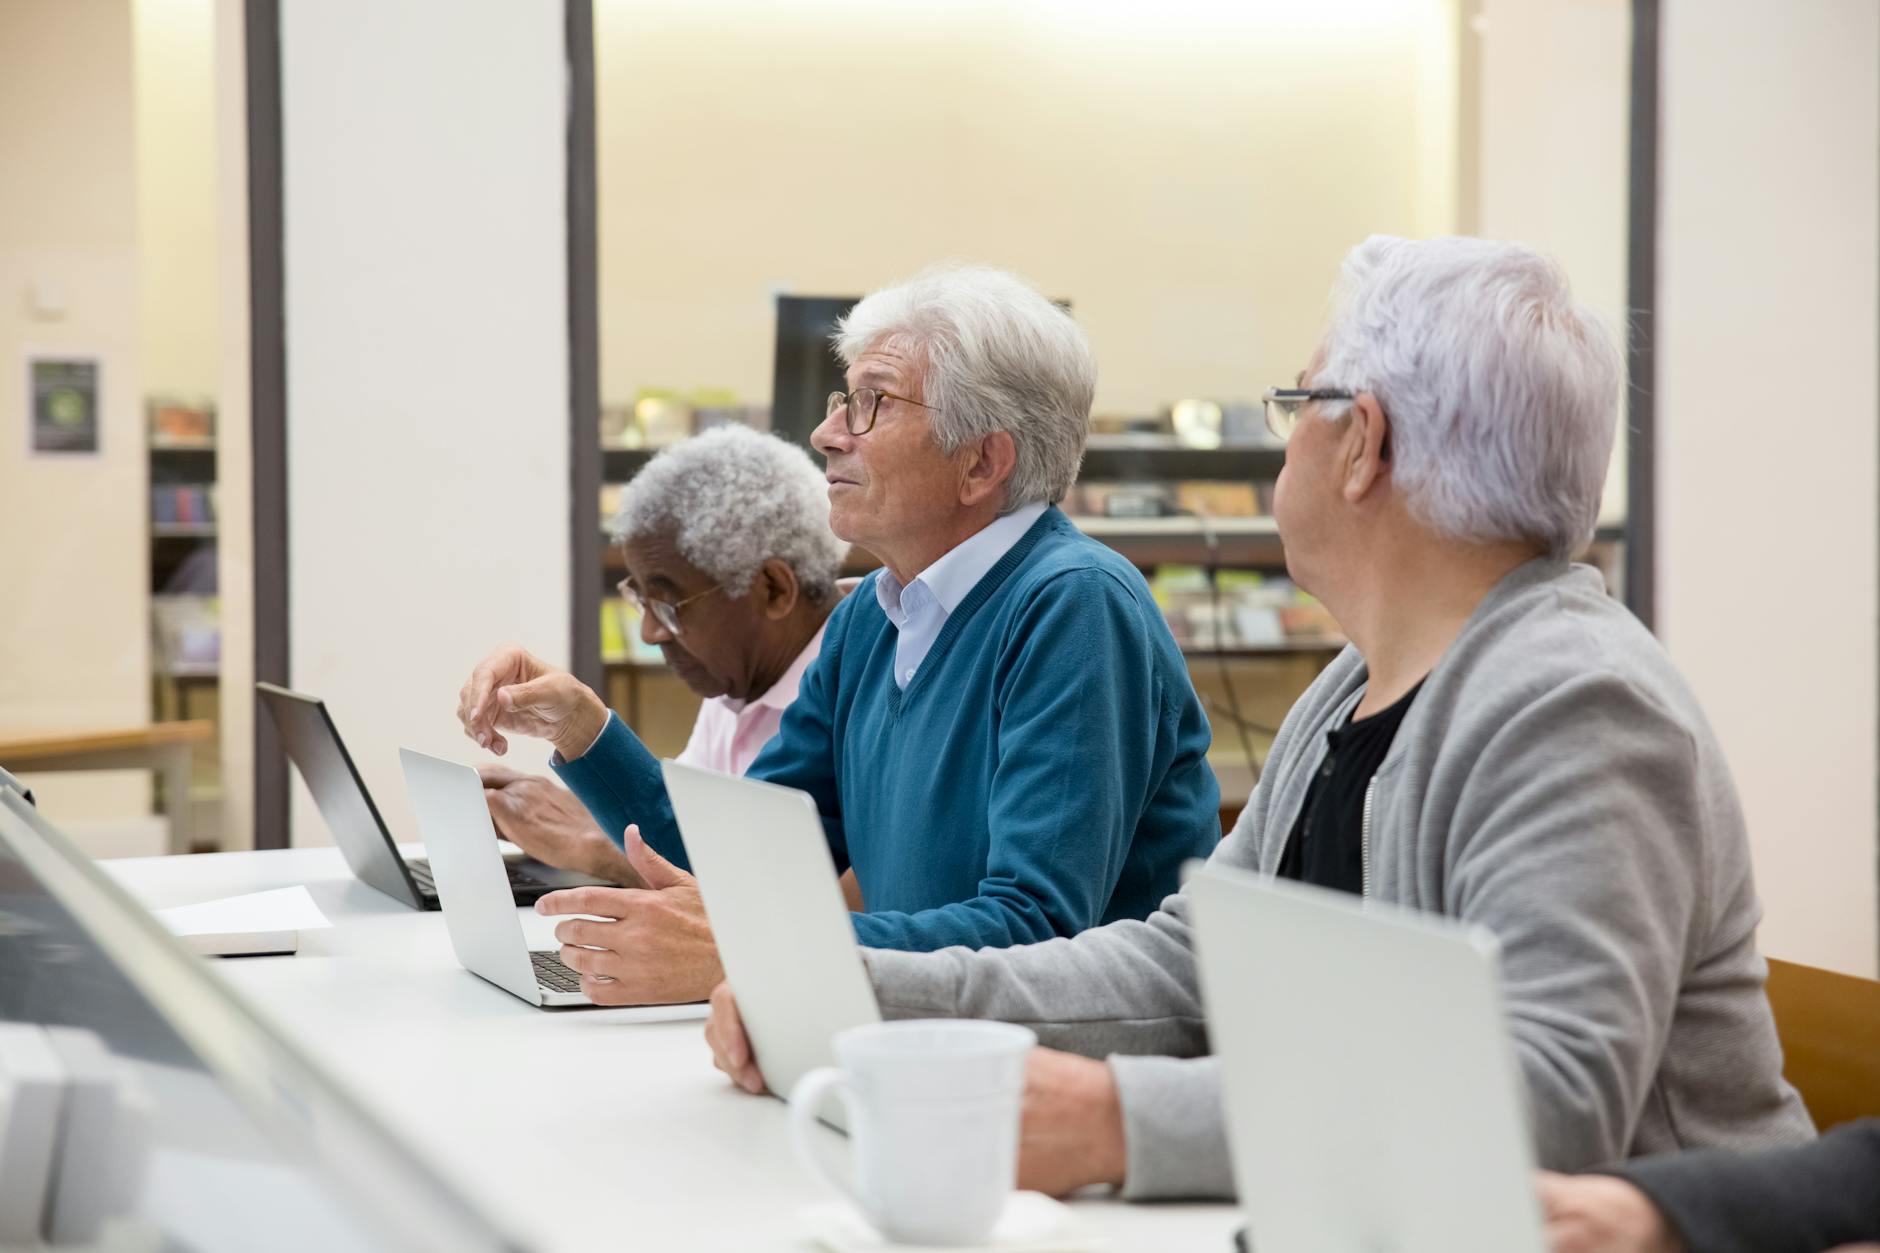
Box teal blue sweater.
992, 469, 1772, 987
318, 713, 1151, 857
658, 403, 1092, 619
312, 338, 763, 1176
554, 506, 1220, 952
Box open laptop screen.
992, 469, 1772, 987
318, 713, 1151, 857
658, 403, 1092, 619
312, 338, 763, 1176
257, 682, 420, 905
0, 790, 526, 1252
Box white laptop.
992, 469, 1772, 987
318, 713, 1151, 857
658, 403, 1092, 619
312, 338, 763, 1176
662, 761, 881, 1105
1189, 863, 1545, 1253
399, 748, 596, 1008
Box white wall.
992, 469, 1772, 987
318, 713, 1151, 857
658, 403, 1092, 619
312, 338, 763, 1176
1657, 0, 1879, 977
595, 0, 1461, 417
1471, 0, 1630, 525
133, 0, 219, 400
0, 0, 152, 833
280, 0, 570, 845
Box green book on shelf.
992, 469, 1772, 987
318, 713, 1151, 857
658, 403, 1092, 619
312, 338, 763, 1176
600, 600, 627, 662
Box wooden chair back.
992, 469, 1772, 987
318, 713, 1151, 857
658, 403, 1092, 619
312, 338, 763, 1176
1764, 957, 1880, 1131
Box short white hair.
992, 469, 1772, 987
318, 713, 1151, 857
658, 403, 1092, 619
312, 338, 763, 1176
1316, 236, 1622, 559
834, 264, 1095, 512
612, 426, 847, 602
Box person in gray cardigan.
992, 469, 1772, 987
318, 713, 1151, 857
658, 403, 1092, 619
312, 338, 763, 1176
705, 235, 1816, 1199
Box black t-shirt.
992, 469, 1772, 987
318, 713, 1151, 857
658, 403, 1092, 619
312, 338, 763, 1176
1274, 680, 1425, 896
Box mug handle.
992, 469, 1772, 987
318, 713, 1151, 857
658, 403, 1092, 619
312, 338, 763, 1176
788, 1067, 861, 1208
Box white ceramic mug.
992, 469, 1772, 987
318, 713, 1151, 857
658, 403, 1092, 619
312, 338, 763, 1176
788, 1019, 1037, 1246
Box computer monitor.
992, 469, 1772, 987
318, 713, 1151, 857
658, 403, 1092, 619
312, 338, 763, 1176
770, 295, 857, 451
0, 791, 528, 1252
768, 291, 1072, 451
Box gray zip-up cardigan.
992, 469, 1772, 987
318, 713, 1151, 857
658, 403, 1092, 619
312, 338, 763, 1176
862, 558, 1815, 1199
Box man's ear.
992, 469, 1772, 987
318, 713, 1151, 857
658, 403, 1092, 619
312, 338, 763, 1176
1341, 393, 1391, 504
957, 429, 1018, 509
756, 557, 800, 621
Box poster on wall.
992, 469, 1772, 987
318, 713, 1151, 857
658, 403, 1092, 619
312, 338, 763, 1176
28, 355, 101, 455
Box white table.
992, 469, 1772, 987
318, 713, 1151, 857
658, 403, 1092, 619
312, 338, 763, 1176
107, 848, 1240, 1252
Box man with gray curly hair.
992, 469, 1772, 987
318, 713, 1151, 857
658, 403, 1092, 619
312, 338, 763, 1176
460, 263, 1221, 1006
465, 428, 859, 938
708, 237, 1811, 1200
605, 424, 848, 708
616, 423, 848, 603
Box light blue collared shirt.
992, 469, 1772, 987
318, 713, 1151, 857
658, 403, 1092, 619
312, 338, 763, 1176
874, 501, 1048, 689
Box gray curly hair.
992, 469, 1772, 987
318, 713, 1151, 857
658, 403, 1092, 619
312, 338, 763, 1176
834, 264, 1095, 512
611, 426, 847, 602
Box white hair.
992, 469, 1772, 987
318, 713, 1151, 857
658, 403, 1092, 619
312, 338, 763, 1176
833, 264, 1095, 512
611, 426, 847, 602
1316, 235, 1622, 560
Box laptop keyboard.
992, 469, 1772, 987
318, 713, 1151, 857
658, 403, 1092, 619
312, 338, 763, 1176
405, 859, 547, 892
530, 950, 584, 994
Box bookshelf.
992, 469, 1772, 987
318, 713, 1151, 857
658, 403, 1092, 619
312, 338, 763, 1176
147, 404, 222, 839
601, 443, 1288, 487
591, 434, 1628, 816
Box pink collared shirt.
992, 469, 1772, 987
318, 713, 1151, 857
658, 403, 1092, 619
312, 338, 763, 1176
672, 583, 852, 775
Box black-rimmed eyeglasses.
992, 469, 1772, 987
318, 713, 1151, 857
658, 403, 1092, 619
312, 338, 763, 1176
1261, 386, 1356, 442
825, 387, 941, 436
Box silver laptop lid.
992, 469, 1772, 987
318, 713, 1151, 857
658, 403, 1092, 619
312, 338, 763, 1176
662, 761, 880, 1101
258, 683, 421, 908
0, 789, 526, 1252
1190, 864, 1544, 1253
398, 749, 542, 1005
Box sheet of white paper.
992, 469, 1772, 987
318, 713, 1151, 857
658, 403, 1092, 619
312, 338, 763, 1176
156, 886, 333, 938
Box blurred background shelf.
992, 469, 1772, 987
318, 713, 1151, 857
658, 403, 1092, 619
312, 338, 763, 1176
602, 442, 1291, 486
588, 299, 1632, 829
149, 443, 217, 481
1080, 441, 1286, 482
594, 420, 1630, 811
155, 660, 221, 680
601, 448, 655, 481
146, 410, 223, 844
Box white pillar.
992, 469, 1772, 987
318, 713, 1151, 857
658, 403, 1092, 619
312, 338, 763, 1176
279, 0, 571, 845
1657, 0, 1879, 977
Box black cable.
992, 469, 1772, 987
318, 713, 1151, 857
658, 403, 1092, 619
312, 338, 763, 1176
1198, 692, 1281, 739
1193, 508, 1268, 783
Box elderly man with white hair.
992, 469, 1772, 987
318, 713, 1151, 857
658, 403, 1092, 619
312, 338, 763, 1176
458, 264, 1220, 1005
706, 236, 1814, 1197
467, 426, 862, 922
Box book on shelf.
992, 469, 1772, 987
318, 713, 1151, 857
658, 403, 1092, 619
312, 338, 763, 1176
1147, 567, 1344, 652
147, 397, 215, 445
601, 393, 770, 452
1174, 481, 1261, 517
601, 598, 665, 665
151, 485, 216, 526
1063, 478, 1272, 521
151, 595, 221, 672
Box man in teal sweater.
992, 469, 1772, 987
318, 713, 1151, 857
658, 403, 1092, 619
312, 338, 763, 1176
456, 264, 1219, 1003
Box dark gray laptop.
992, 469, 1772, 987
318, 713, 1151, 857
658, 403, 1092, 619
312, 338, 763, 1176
257, 682, 611, 910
